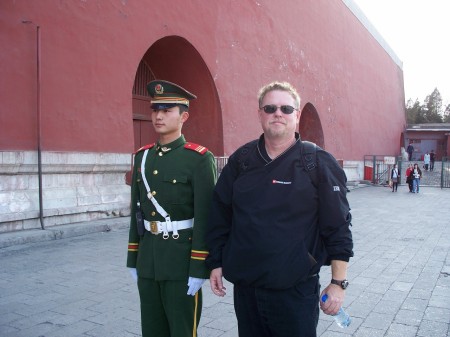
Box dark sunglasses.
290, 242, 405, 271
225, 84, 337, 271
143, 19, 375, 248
260, 105, 297, 114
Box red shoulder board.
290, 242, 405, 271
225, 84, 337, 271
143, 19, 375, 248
184, 142, 208, 155
134, 143, 155, 154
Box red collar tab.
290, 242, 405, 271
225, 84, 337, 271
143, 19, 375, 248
135, 143, 155, 154
184, 142, 208, 155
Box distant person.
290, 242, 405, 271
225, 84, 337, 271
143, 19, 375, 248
391, 164, 399, 192
407, 143, 414, 161
429, 150, 435, 171
409, 163, 422, 193
405, 163, 413, 192
423, 152, 430, 171
401, 147, 409, 161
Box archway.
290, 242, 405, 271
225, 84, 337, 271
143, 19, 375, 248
132, 36, 223, 155
299, 103, 324, 148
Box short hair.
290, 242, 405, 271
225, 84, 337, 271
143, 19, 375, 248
178, 104, 189, 114
257, 81, 301, 109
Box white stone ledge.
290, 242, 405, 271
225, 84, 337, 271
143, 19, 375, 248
343, 160, 364, 182
0, 151, 132, 233
5, 212, 131, 233
0, 151, 132, 174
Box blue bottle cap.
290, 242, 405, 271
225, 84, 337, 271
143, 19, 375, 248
322, 294, 328, 302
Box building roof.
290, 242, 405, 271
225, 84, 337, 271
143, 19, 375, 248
406, 123, 450, 132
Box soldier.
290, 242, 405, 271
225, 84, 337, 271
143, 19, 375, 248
127, 80, 217, 337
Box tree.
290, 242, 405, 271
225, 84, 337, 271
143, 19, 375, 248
405, 88, 446, 123
444, 103, 450, 123
405, 99, 422, 123
423, 88, 443, 123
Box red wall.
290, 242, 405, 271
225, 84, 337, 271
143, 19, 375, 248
0, 0, 405, 160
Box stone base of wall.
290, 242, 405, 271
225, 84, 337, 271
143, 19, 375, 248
343, 160, 364, 182
0, 152, 365, 233
0, 151, 132, 233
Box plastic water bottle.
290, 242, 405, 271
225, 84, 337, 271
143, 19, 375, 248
321, 294, 351, 328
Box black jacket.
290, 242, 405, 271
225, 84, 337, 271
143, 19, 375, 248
206, 134, 353, 289
409, 167, 422, 179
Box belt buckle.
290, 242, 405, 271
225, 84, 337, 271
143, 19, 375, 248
150, 221, 159, 235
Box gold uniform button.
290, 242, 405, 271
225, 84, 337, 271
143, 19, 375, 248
172, 179, 177, 184
153, 170, 158, 175
151, 211, 156, 216
151, 191, 156, 196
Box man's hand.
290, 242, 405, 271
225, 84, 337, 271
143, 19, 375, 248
187, 277, 207, 296
321, 260, 348, 315
210, 267, 226, 297
320, 284, 345, 315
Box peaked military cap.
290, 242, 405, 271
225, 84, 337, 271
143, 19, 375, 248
147, 80, 197, 109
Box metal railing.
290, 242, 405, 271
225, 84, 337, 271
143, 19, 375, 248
364, 155, 450, 188
363, 155, 402, 186
441, 157, 450, 188
219, 154, 450, 188
215, 156, 229, 175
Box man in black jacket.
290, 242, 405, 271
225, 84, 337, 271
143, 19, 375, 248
407, 143, 414, 161
430, 150, 435, 171
206, 81, 353, 337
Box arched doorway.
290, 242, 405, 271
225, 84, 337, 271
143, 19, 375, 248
132, 36, 223, 155
132, 60, 157, 148
299, 103, 324, 148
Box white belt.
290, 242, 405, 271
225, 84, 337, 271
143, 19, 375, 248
144, 218, 193, 239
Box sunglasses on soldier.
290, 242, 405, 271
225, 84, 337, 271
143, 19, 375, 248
260, 105, 297, 114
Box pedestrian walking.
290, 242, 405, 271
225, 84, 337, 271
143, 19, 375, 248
405, 163, 413, 192
410, 163, 422, 193
407, 143, 414, 161
391, 164, 399, 192
430, 150, 435, 171
424, 152, 430, 171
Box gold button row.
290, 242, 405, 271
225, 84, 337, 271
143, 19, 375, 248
150, 169, 178, 185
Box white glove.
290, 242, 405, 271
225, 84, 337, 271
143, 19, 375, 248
128, 268, 138, 281
187, 277, 206, 296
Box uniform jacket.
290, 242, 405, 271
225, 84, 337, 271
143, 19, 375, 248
127, 135, 217, 280
206, 134, 353, 289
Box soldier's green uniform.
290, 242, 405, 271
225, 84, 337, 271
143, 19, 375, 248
127, 80, 216, 337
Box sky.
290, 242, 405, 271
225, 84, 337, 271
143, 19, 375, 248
352, 0, 450, 106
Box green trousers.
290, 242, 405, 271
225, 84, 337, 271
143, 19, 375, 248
137, 278, 202, 337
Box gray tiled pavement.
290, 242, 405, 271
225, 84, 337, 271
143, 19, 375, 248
1, 185, 449, 336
